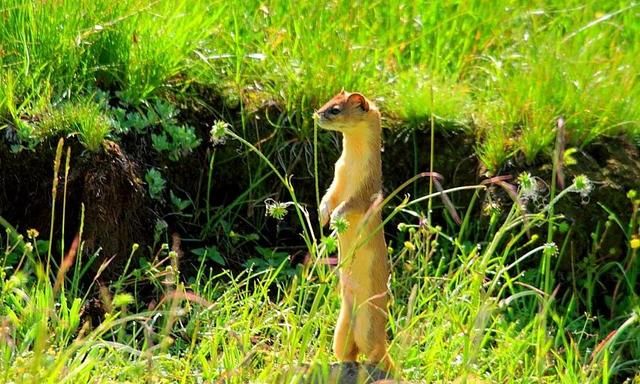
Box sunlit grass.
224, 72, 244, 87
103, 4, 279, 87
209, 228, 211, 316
38, 100, 112, 152
1, 0, 638, 169
1, 207, 638, 382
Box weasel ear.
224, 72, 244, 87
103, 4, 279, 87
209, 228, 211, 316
347, 92, 369, 112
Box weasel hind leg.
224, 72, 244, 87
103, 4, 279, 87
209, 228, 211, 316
353, 301, 395, 372
333, 302, 358, 361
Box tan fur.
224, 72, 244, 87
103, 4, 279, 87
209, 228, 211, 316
314, 90, 394, 372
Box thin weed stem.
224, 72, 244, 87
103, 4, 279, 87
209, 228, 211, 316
47, 138, 64, 279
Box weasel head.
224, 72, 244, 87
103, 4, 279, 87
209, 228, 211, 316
313, 90, 380, 133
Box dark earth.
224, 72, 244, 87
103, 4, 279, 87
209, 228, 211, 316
1, 88, 639, 321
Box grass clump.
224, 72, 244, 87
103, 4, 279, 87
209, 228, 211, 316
39, 100, 112, 152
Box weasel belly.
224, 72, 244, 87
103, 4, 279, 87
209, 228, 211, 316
337, 214, 389, 307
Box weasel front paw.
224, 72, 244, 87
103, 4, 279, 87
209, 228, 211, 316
319, 199, 330, 227
331, 201, 347, 222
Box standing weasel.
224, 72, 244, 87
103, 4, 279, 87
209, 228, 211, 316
313, 90, 394, 372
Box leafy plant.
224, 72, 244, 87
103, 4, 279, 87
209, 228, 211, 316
151, 123, 201, 161
169, 190, 192, 213
145, 168, 166, 200
244, 246, 298, 277
191, 245, 225, 266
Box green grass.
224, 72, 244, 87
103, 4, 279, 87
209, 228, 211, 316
37, 99, 112, 152
1, 0, 639, 170
1, 192, 639, 383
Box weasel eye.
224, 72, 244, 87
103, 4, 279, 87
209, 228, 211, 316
328, 106, 341, 115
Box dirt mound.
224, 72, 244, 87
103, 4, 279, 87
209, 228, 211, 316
81, 140, 151, 275
0, 138, 153, 280
556, 138, 640, 263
